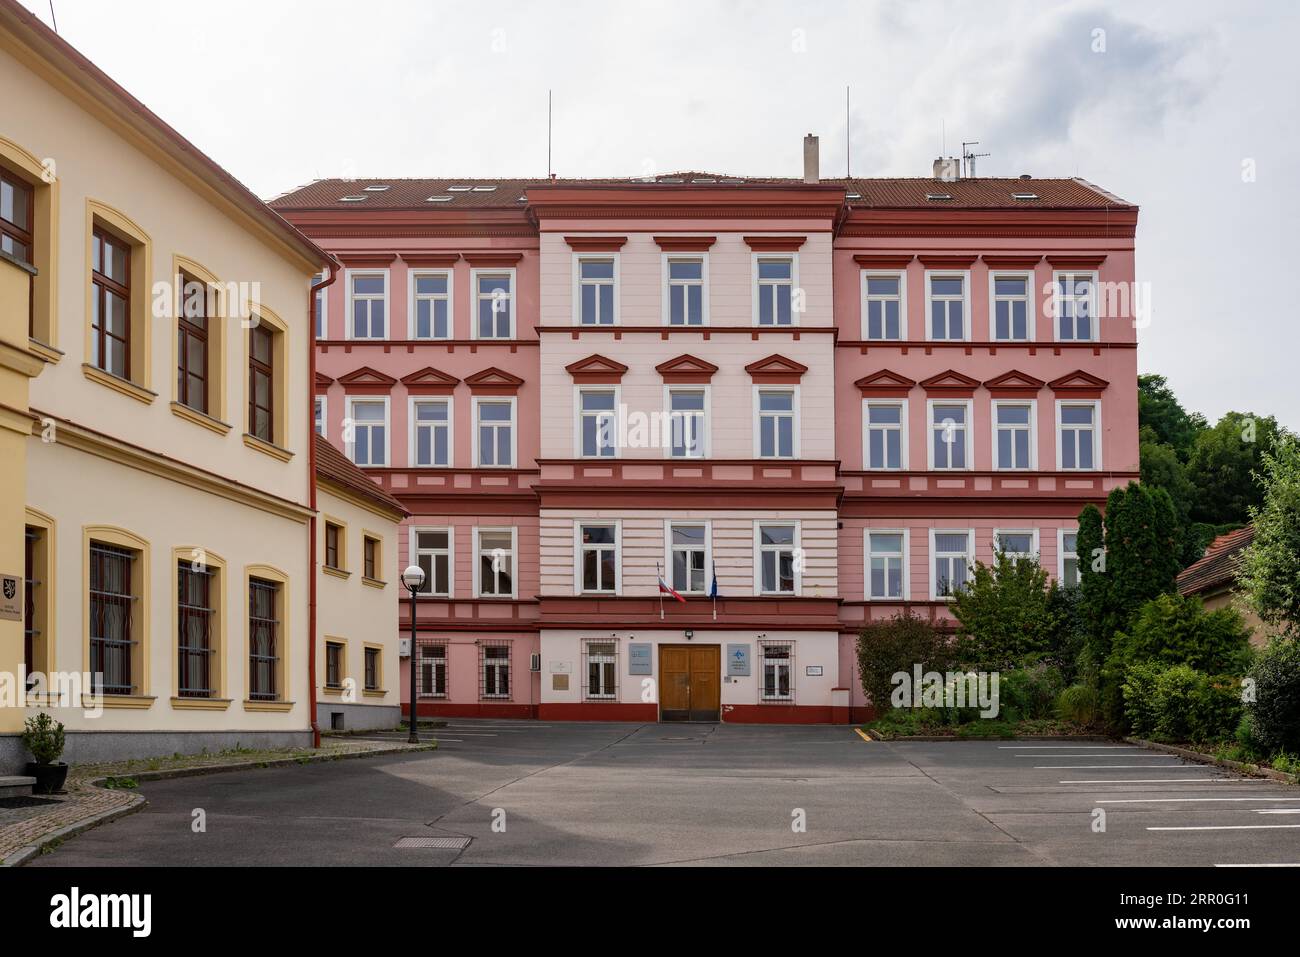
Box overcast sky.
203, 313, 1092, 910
18, 0, 1299, 430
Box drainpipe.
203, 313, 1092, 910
308, 259, 341, 748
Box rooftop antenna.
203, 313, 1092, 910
962, 140, 990, 178
845, 85, 851, 178
48, 0, 58, 32
547, 90, 552, 178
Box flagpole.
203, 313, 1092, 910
712, 560, 718, 621
657, 561, 664, 620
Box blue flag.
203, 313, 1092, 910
709, 562, 719, 599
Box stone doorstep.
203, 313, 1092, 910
0, 777, 36, 798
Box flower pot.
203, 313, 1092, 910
24, 762, 68, 795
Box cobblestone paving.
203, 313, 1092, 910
1, 737, 433, 863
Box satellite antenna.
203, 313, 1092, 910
547, 90, 552, 178
846, 86, 851, 178
962, 140, 991, 178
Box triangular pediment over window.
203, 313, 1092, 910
400, 367, 461, 394
744, 354, 809, 382
337, 366, 397, 393
656, 354, 719, 382
854, 369, 916, 395
565, 354, 630, 382
464, 366, 526, 394
918, 369, 981, 395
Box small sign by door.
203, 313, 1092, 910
726, 643, 750, 676
0, 573, 20, 622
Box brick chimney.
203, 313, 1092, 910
803, 134, 819, 185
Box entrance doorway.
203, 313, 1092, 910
659, 644, 720, 722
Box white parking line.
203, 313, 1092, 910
1061, 778, 1262, 784
1255, 809, 1300, 814
1097, 797, 1300, 804
1035, 763, 1187, 769
1216, 863, 1300, 867
1149, 824, 1300, 831
998, 745, 1137, 750
1015, 753, 1151, 758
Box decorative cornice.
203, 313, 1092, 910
399, 366, 461, 395
744, 354, 809, 382
655, 354, 720, 383
464, 366, 526, 394
564, 354, 630, 383
855, 369, 917, 396
919, 369, 982, 396
1048, 369, 1110, 396
338, 252, 398, 268
564, 236, 627, 251
462, 252, 525, 268
1046, 255, 1107, 269
853, 254, 914, 269
743, 235, 807, 251
337, 365, 398, 394
982, 369, 1047, 395
314, 371, 335, 388
400, 252, 461, 267
981, 255, 1044, 269
918, 254, 978, 269
653, 236, 717, 251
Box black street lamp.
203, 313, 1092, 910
401, 564, 426, 744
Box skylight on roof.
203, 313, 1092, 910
926, 193, 953, 201
471, 185, 498, 192
339, 195, 367, 202
657, 177, 684, 184
426, 195, 454, 203
846, 192, 862, 200
721, 178, 744, 184
1012, 192, 1039, 200
692, 178, 716, 184
516, 195, 528, 202
363, 184, 390, 191
447, 185, 473, 192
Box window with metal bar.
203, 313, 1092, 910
583, 641, 617, 700
480, 641, 511, 699
364, 647, 380, 691
759, 641, 794, 702
248, 578, 280, 701
177, 271, 209, 413
23, 526, 40, 690
91, 227, 131, 379
89, 542, 136, 695
419, 643, 447, 697
177, 561, 216, 698
325, 641, 343, 689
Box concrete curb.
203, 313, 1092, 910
1124, 737, 1300, 785
867, 733, 1115, 742
2, 741, 438, 867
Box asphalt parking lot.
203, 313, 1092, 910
31, 721, 1300, 866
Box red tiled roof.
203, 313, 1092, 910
314, 434, 407, 518
1177, 525, 1255, 596
268, 175, 1131, 212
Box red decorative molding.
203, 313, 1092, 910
743, 235, 807, 251
564, 236, 628, 251
338, 252, 397, 268
653, 235, 717, 251
1048, 370, 1109, 396
853, 254, 915, 269
744, 354, 809, 382
982, 369, 1046, 396
918, 254, 978, 269
919, 369, 981, 396
655, 354, 720, 383
337, 366, 398, 394
400, 252, 460, 268
1046, 255, 1106, 269
564, 354, 630, 383
399, 367, 460, 395
314, 371, 335, 388
462, 252, 524, 267
464, 366, 526, 394
855, 369, 917, 397
981, 254, 1043, 269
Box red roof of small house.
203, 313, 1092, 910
314, 434, 407, 519
1177, 526, 1255, 596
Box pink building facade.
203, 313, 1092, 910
273, 158, 1139, 723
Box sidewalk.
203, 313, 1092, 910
0, 736, 437, 866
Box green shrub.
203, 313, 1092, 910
21, 712, 65, 765
1110, 593, 1253, 675
950, 551, 1062, 671
1127, 664, 1243, 743
1188, 675, 1245, 743
1245, 638, 1300, 754
998, 665, 1066, 722
1122, 661, 1165, 737
1152, 665, 1202, 740
1056, 683, 1101, 727
1235, 714, 1262, 754
856, 614, 953, 714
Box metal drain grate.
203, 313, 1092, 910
394, 836, 471, 849
0, 795, 61, 809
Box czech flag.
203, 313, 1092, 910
658, 574, 687, 603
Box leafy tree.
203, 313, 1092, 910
1186, 411, 1284, 525
1075, 503, 1108, 675
1238, 435, 1300, 639
1108, 593, 1252, 675
1245, 638, 1300, 754
1140, 434, 1207, 566
855, 615, 953, 713
1138, 374, 1205, 461
950, 551, 1063, 671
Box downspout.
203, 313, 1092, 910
308, 258, 341, 748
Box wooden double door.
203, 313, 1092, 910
659, 644, 720, 722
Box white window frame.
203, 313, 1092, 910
572, 253, 620, 326
930, 528, 975, 601
751, 253, 800, 327
470, 268, 516, 340
409, 526, 454, 598
752, 385, 800, 459
1052, 270, 1100, 343
583, 639, 618, 700
473, 526, 518, 599
574, 520, 621, 596
664, 519, 712, 595
926, 398, 973, 471
407, 268, 454, 340
1055, 399, 1103, 471
664, 385, 710, 459
923, 269, 970, 342
752, 521, 801, 597
758, 641, 795, 702
864, 528, 910, 601
861, 269, 907, 340
472, 396, 517, 468
344, 395, 390, 467
314, 394, 326, 438
344, 268, 389, 341
408, 395, 454, 468
991, 399, 1037, 471
418, 642, 448, 698
662, 253, 709, 326
988, 270, 1034, 342
480, 643, 512, 698
862, 399, 909, 470
312, 270, 328, 340
1058, 527, 1080, 587
993, 527, 1040, 562
573, 385, 621, 459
